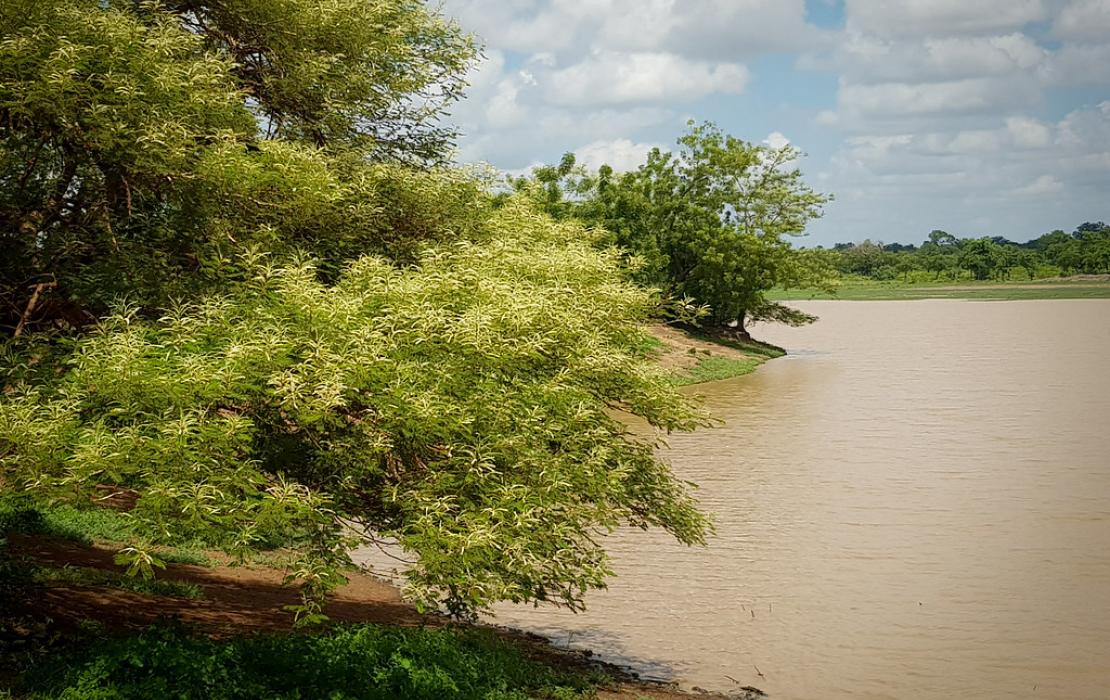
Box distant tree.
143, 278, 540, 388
918, 242, 954, 280
884, 242, 917, 253
958, 238, 1003, 280
928, 230, 959, 248
516, 122, 832, 339
838, 240, 890, 277
894, 254, 917, 282
1016, 249, 1042, 280
1036, 230, 1081, 274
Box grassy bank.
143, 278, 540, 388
1, 498, 734, 700
768, 276, 1110, 301
646, 324, 785, 386
7, 622, 605, 700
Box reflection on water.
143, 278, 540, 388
489, 300, 1110, 700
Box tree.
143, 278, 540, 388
838, 240, 891, 277
519, 123, 831, 339
958, 238, 1003, 281
1, 0, 711, 621
1, 0, 476, 335
1035, 230, 1081, 274
918, 242, 954, 280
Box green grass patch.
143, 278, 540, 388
0, 496, 217, 569
673, 356, 762, 386
31, 565, 204, 600
688, 332, 786, 359
14, 622, 608, 699
630, 332, 666, 357
0, 496, 140, 545
768, 279, 1110, 301
156, 548, 214, 567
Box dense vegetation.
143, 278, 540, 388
824, 223, 1110, 283
11, 622, 605, 699
0, 0, 711, 622
513, 123, 834, 339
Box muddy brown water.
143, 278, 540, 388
488, 300, 1110, 699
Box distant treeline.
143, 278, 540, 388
817, 222, 1110, 282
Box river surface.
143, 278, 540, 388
489, 300, 1110, 699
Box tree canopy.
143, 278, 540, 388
516, 122, 832, 337
1, 0, 476, 333
0, 0, 710, 620
824, 222, 1110, 282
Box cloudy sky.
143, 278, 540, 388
437, 0, 1110, 246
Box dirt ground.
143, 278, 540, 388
7, 535, 734, 699
646, 323, 756, 373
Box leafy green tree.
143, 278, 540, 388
928, 230, 958, 248
837, 240, 891, 277
918, 242, 954, 280
1, 0, 476, 334
518, 123, 831, 338
1073, 222, 1110, 273
1016, 249, 1042, 280
1, 202, 710, 619
958, 238, 1003, 281
1035, 230, 1081, 274
1, 0, 711, 622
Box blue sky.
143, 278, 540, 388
438, 0, 1110, 246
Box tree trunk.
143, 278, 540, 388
723, 312, 753, 342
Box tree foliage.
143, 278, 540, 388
0, 1, 713, 620
2, 203, 709, 616
0, 0, 476, 333
825, 222, 1110, 282
516, 122, 832, 336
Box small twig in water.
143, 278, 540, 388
754, 665, 765, 678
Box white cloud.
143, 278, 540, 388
815, 102, 1110, 242
1016, 174, 1064, 195
1006, 116, 1052, 149
485, 77, 530, 128
838, 77, 1040, 120
439, 0, 1110, 244
574, 138, 658, 171
1045, 42, 1110, 85
764, 131, 791, 149
596, 0, 827, 59
1053, 0, 1110, 41
844, 0, 1046, 37
448, 0, 824, 61
833, 33, 1047, 85
544, 51, 749, 106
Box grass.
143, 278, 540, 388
768, 278, 1110, 301
688, 332, 786, 359
0, 497, 141, 545
631, 333, 666, 357
31, 565, 204, 599
672, 355, 762, 386
11, 622, 609, 700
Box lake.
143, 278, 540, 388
489, 300, 1110, 699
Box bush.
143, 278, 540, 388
19, 623, 604, 699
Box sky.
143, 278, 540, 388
436, 0, 1110, 246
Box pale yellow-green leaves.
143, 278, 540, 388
0, 196, 709, 616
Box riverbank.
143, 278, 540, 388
1, 509, 751, 699
768, 275, 1110, 301
648, 324, 785, 385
